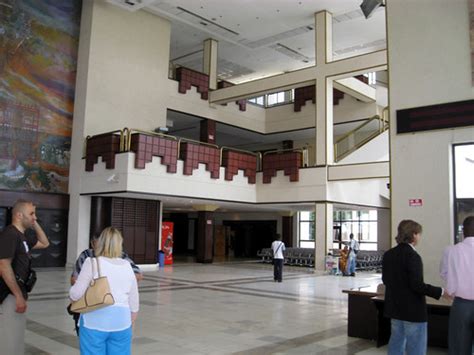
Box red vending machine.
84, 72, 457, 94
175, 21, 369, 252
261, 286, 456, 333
161, 222, 174, 265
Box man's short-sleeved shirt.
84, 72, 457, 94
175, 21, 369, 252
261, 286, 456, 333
0, 225, 37, 281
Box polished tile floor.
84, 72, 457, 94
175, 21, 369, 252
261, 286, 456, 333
23, 261, 448, 354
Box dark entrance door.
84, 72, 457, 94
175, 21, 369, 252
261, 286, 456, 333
223, 220, 276, 258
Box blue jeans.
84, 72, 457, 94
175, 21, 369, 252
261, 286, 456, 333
448, 297, 474, 355
273, 258, 283, 282
388, 319, 427, 355
347, 255, 356, 275
79, 317, 132, 355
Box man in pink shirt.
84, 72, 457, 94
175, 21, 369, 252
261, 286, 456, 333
440, 216, 474, 355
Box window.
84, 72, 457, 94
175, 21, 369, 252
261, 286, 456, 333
298, 211, 315, 248
248, 90, 293, 108
248, 96, 264, 107
453, 143, 474, 243
333, 210, 378, 250
364, 72, 377, 85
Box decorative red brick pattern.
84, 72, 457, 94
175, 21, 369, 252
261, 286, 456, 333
129, 133, 178, 172
221, 150, 257, 184
217, 81, 247, 111
180, 142, 220, 179
85, 133, 121, 171
176, 67, 209, 100
262, 151, 302, 183
293, 86, 345, 111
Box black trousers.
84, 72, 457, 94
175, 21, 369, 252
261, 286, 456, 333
273, 258, 283, 282
448, 297, 474, 355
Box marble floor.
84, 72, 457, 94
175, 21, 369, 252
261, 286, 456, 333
22, 261, 448, 354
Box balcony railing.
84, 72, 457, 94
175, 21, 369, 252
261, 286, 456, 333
334, 112, 389, 162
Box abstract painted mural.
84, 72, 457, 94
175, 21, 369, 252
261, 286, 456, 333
471, 0, 474, 84
0, 0, 81, 193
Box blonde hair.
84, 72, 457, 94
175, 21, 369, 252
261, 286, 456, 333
94, 227, 123, 258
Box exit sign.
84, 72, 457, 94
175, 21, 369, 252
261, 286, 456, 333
409, 199, 423, 207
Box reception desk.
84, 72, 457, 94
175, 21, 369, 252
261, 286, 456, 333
342, 286, 381, 340
372, 295, 452, 348
343, 286, 452, 348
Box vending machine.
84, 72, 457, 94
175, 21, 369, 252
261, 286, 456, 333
161, 222, 174, 265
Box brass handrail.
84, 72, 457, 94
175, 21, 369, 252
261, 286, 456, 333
83, 129, 126, 158
262, 147, 307, 167
177, 137, 218, 149
262, 147, 304, 156
334, 111, 389, 162
334, 115, 381, 145
219, 146, 259, 166
126, 128, 178, 151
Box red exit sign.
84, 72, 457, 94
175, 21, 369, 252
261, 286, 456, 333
409, 199, 423, 207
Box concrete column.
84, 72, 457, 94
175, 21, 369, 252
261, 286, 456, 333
315, 11, 334, 166
200, 119, 216, 144
203, 38, 218, 90
315, 202, 333, 271
197, 211, 214, 263
377, 208, 391, 251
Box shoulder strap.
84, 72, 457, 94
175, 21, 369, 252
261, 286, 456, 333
91, 257, 101, 279
96, 257, 102, 278
274, 241, 283, 255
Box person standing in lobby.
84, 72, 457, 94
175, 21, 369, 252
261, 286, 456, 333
382, 220, 443, 355
347, 233, 359, 276
0, 200, 50, 355
271, 234, 285, 282
440, 216, 474, 355
70, 227, 139, 355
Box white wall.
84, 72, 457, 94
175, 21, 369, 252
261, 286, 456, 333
83, 0, 171, 135
387, 0, 474, 283
337, 130, 389, 164
377, 208, 390, 252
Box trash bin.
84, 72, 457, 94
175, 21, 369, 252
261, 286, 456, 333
157, 250, 165, 268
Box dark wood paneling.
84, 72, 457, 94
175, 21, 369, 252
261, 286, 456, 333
282, 216, 293, 247
397, 99, 474, 133
110, 197, 160, 264
197, 211, 214, 263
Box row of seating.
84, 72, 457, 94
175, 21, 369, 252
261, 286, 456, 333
355, 250, 384, 271
331, 248, 384, 272
257, 248, 315, 267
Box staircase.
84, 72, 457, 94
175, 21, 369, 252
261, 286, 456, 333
334, 114, 389, 162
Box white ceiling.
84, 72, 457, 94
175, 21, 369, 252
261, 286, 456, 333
139, 0, 386, 83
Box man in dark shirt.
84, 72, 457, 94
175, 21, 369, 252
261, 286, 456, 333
382, 220, 443, 355
0, 200, 50, 355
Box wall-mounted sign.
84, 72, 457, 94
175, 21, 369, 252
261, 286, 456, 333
409, 199, 423, 207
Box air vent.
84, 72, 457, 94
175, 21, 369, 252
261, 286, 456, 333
106, 0, 156, 12
270, 43, 312, 63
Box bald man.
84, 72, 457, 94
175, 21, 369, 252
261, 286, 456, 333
0, 200, 50, 355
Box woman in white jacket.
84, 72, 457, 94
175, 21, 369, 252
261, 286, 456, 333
70, 227, 139, 355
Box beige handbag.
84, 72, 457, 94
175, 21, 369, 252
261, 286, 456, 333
70, 257, 115, 313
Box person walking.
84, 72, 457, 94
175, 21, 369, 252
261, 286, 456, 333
0, 200, 50, 355
382, 220, 444, 355
440, 216, 474, 355
271, 234, 285, 283
347, 233, 359, 276
69, 227, 139, 355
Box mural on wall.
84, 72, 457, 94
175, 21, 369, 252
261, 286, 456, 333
0, 0, 81, 193
471, 0, 474, 84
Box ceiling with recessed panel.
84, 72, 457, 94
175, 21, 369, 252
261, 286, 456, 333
114, 0, 387, 83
